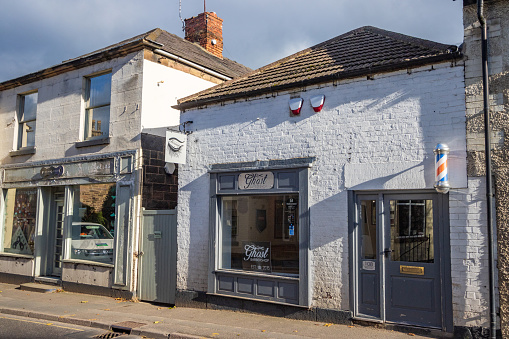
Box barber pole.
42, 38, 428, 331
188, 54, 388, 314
434, 143, 450, 194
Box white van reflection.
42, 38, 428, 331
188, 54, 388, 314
71, 222, 114, 264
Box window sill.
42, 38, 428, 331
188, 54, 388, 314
62, 259, 114, 268
9, 147, 36, 157
75, 137, 110, 148
215, 268, 299, 280
0, 252, 34, 259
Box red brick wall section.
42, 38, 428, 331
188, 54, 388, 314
141, 133, 178, 210
185, 12, 223, 59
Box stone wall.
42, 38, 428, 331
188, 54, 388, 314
463, 1, 509, 336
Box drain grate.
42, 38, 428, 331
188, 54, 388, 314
93, 332, 123, 339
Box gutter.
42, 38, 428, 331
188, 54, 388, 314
477, 1, 497, 338
153, 49, 232, 81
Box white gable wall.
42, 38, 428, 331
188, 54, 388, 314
176, 61, 486, 326
141, 59, 219, 130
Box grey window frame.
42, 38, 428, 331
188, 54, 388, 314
17, 91, 38, 150
84, 72, 112, 141
208, 158, 312, 307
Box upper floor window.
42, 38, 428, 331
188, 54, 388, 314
84, 72, 111, 141
18, 92, 38, 149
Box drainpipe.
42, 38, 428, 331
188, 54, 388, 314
477, 1, 497, 338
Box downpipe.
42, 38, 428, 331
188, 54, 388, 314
477, 1, 497, 338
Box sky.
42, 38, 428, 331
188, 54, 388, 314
0, 0, 464, 83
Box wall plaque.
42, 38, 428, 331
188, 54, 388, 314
238, 172, 274, 190
165, 130, 187, 164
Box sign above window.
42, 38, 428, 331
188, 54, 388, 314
238, 172, 274, 190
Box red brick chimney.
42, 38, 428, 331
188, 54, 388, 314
184, 12, 223, 59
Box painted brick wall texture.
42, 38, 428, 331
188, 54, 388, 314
463, 1, 509, 334
176, 62, 486, 326
141, 133, 178, 210
0, 51, 145, 164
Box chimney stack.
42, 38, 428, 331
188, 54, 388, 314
185, 12, 223, 59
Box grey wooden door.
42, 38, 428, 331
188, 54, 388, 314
355, 193, 447, 329
384, 194, 442, 328
139, 209, 177, 304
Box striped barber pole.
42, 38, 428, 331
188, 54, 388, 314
434, 143, 450, 193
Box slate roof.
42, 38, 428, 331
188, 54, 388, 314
0, 28, 251, 91
177, 26, 462, 110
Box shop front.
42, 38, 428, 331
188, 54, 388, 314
0, 151, 138, 296
208, 162, 311, 306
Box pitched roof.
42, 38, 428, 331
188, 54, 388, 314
177, 26, 461, 110
0, 28, 251, 91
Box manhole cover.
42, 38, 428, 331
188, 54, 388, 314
94, 332, 123, 339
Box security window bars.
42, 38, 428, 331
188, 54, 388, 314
84, 73, 111, 140
18, 92, 38, 149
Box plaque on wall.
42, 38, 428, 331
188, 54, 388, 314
238, 172, 274, 190
242, 241, 272, 272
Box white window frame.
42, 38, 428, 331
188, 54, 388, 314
83, 71, 112, 141
17, 91, 38, 149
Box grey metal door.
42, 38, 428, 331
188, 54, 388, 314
139, 209, 177, 304
355, 193, 447, 329
384, 194, 441, 328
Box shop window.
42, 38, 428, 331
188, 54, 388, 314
84, 72, 111, 141
18, 92, 38, 149
2, 188, 37, 255
71, 183, 116, 264
220, 194, 299, 275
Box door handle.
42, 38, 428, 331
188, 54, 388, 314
383, 248, 393, 258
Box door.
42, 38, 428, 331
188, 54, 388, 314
51, 192, 65, 276
355, 193, 447, 329
139, 209, 177, 304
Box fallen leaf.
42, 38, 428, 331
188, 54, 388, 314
408, 334, 415, 337
324, 323, 332, 327
348, 326, 354, 328
211, 334, 219, 337
261, 330, 266, 332
46, 323, 53, 326
294, 330, 298, 332
80, 301, 88, 303
103, 309, 110, 311
154, 321, 161, 324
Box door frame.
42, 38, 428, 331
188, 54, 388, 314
348, 190, 453, 332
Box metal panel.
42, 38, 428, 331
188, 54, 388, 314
237, 278, 254, 294
218, 175, 235, 190
277, 171, 297, 189
218, 275, 234, 292
139, 209, 177, 304
278, 281, 298, 301
113, 185, 131, 287
257, 280, 275, 297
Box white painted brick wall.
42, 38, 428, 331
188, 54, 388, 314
177, 61, 478, 323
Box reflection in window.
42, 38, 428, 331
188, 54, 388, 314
221, 195, 299, 275
71, 184, 116, 264
361, 200, 377, 260
84, 73, 111, 140
2, 188, 37, 255
18, 92, 38, 149
390, 200, 434, 263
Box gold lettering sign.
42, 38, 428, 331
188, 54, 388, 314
400, 265, 424, 275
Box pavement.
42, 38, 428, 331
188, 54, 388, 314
0, 282, 436, 339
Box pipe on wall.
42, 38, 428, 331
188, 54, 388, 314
477, 1, 497, 338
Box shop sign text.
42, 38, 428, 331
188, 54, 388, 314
242, 241, 272, 272
239, 172, 274, 190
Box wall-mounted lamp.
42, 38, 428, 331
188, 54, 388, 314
310, 95, 325, 112
434, 143, 450, 194
289, 98, 304, 115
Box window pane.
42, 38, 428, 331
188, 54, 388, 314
2, 188, 37, 255
390, 200, 434, 263
88, 73, 111, 108
360, 200, 377, 259
84, 106, 109, 140
220, 194, 299, 275
21, 92, 38, 121
20, 120, 36, 148
71, 184, 116, 264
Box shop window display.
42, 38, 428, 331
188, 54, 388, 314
71, 184, 116, 264
221, 194, 299, 275
2, 188, 38, 255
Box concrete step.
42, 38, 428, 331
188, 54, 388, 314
19, 282, 62, 293
34, 276, 61, 285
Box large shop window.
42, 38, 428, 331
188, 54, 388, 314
221, 194, 299, 275
2, 188, 37, 255
71, 184, 116, 264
